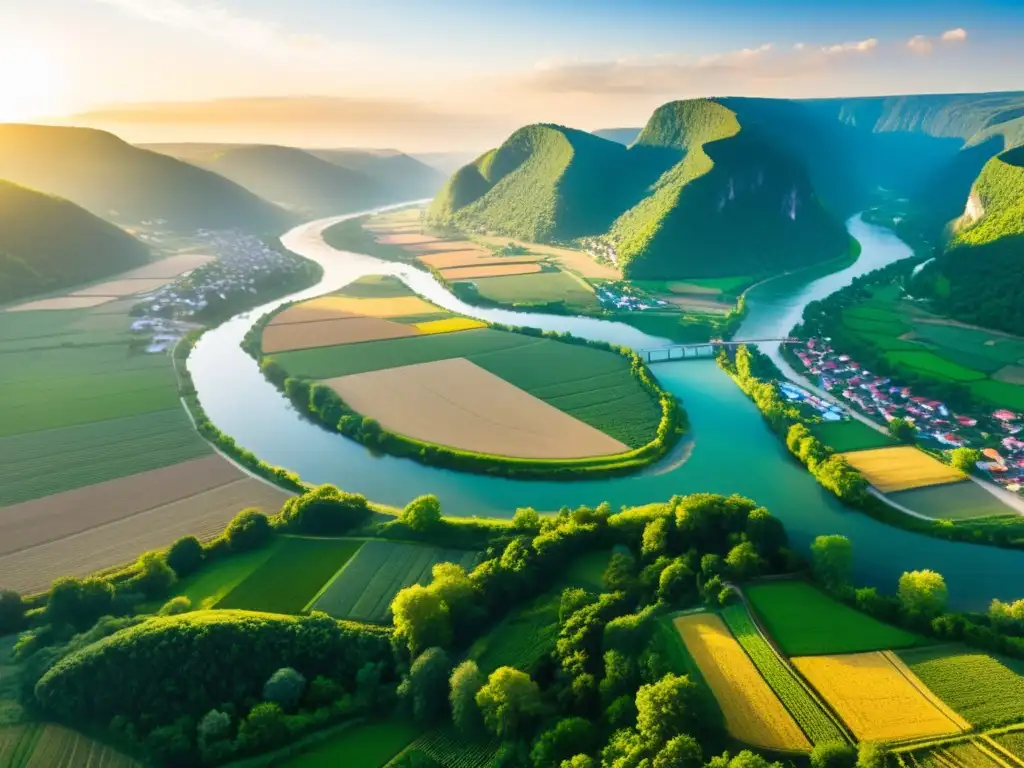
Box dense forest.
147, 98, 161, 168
0, 179, 151, 303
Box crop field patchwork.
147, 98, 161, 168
335, 275, 415, 298
885, 351, 987, 383
720, 604, 846, 745
283, 720, 422, 767
5, 296, 115, 312
746, 581, 922, 656
420, 251, 539, 269
840, 446, 966, 493
215, 537, 362, 615
465, 271, 599, 309
311, 540, 478, 623
810, 420, 895, 452
413, 318, 487, 335
995, 732, 1024, 760
262, 317, 419, 353
674, 613, 811, 752
441, 263, 543, 279
0, 723, 138, 768
897, 645, 1024, 728
907, 739, 1009, 768
402, 730, 499, 768
792, 651, 969, 742
888, 482, 1016, 521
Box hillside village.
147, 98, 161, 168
791, 338, 1024, 491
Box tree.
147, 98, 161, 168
653, 734, 702, 768
450, 660, 486, 734
263, 667, 307, 711
657, 560, 695, 605
888, 417, 916, 444
810, 743, 857, 768
531, 718, 595, 768
811, 535, 853, 589
745, 507, 787, 558
158, 596, 192, 616
279, 484, 371, 534
475, 667, 543, 739
133, 551, 176, 599
725, 541, 761, 581
392, 584, 451, 656
635, 674, 708, 745
857, 742, 889, 768
0, 590, 26, 634
197, 708, 232, 749
166, 536, 204, 578
238, 702, 287, 752
46, 577, 114, 631
898, 570, 948, 618
604, 552, 638, 593
561, 756, 596, 768
949, 447, 981, 474
560, 588, 596, 625
402, 495, 442, 532
402, 647, 452, 724
225, 508, 271, 552
642, 518, 670, 559
512, 507, 541, 532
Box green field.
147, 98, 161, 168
216, 537, 363, 615
462, 270, 598, 310
0, 409, 210, 505
283, 720, 421, 768
969, 379, 1024, 410
746, 581, 922, 656
0, 722, 138, 768
908, 739, 1005, 768
274, 330, 663, 447
996, 731, 1024, 760
311, 540, 478, 623
897, 645, 1024, 728
153, 539, 286, 611
720, 604, 847, 745
336, 275, 416, 298
399, 729, 498, 768
885, 351, 987, 382
809, 420, 894, 453
888, 482, 1016, 521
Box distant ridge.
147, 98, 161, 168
591, 127, 642, 145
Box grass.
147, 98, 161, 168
0, 408, 210, 505
216, 537, 363, 615
283, 720, 421, 768
897, 645, 1024, 729
969, 379, 1024, 410
809, 420, 894, 453
839, 446, 966, 493
886, 351, 987, 383
464, 270, 598, 310
153, 540, 286, 610
721, 604, 846, 746
311, 541, 478, 623
746, 581, 923, 656
888, 482, 1016, 521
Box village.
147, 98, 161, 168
130, 231, 312, 353
788, 337, 1024, 492
595, 280, 670, 312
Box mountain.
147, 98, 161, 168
591, 128, 642, 145
413, 151, 482, 175
0, 125, 293, 233
0, 179, 150, 303
308, 148, 445, 200
429, 101, 850, 278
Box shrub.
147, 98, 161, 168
45, 577, 114, 631
132, 551, 177, 599
263, 667, 307, 711
278, 485, 372, 534
158, 596, 192, 616
238, 702, 287, 752
226, 509, 272, 552
0, 590, 26, 634
166, 536, 204, 578
402, 495, 443, 532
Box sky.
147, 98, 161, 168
1, 0, 1023, 151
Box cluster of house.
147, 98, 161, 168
793, 338, 1024, 491
578, 236, 619, 267
778, 381, 846, 421
131, 233, 307, 353
595, 281, 669, 312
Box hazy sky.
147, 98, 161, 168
3, 0, 1023, 150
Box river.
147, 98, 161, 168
188, 211, 1023, 609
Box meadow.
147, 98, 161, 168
720, 604, 847, 745
809, 420, 895, 453
155, 539, 286, 610
792, 651, 969, 743
897, 645, 1024, 728
888, 482, 1017, 521
282, 720, 421, 768
839, 446, 965, 493
673, 613, 811, 752
216, 537, 363, 615
311, 541, 478, 623
746, 581, 922, 656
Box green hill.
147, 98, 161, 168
0, 125, 293, 233
0, 179, 150, 303
309, 148, 445, 200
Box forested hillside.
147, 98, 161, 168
0, 179, 150, 303
0, 125, 293, 233
309, 148, 445, 200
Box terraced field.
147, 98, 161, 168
311, 541, 478, 623
720, 604, 846, 745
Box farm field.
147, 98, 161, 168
441, 263, 543, 279
810, 420, 895, 453
906, 738, 1008, 768
263, 316, 419, 352
839, 446, 966, 493
888, 482, 1017, 521
674, 613, 811, 753
157, 538, 285, 610
470, 234, 621, 280
746, 581, 922, 656
420, 251, 541, 269
311, 540, 478, 623
457, 270, 600, 310
995, 731, 1024, 760
792, 651, 969, 742
283, 720, 422, 768
0, 723, 138, 768
897, 645, 1024, 728
399, 729, 499, 768
216, 537, 363, 615
720, 604, 846, 745
0, 475, 289, 594
323, 358, 630, 459
414, 318, 486, 335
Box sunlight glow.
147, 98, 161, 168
0, 44, 64, 122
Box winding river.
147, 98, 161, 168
188, 211, 1024, 609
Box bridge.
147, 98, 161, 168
638, 338, 799, 363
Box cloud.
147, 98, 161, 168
821, 38, 878, 55
907, 35, 934, 55
941, 28, 968, 42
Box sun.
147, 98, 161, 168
0, 44, 64, 122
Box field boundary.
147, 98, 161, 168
301, 541, 366, 612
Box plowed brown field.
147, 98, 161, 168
441, 263, 543, 279
6, 296, 115, 312
321, 357, 628, 458
262, 316, 419, 353
376, 233, 440, 245
119, 253, 214, 279
70, 278, 173, 297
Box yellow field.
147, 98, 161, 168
674, 613, 811, 752
310, 295, 440, 318
793, 651, 969, 742
270, 298, 359, 325
413, 318, 487, 335
839, 446, 966, 492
